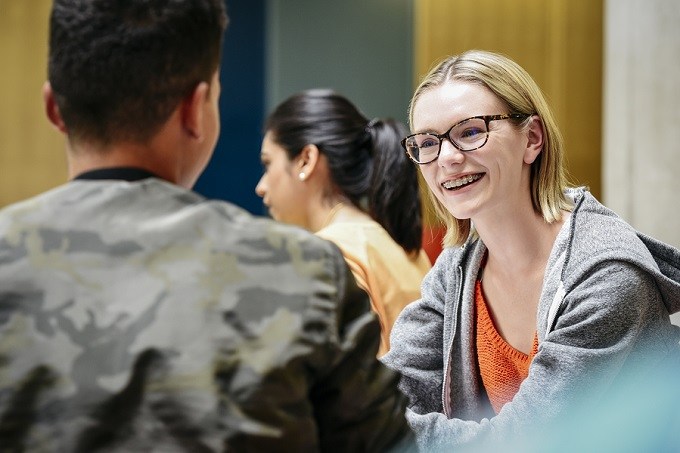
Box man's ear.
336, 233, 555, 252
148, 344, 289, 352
42, 81, 67, 134
296, 144, 321, 181
181, 81, 210, 140
523, 115, 544, 164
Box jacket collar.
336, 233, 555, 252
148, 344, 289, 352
73, 167, 159, 182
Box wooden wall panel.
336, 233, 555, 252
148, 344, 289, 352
0, 0, 67, 207
414, 0, 602, 198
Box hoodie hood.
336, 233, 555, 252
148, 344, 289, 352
563, 188, 680, 316
637, 232, 680, 315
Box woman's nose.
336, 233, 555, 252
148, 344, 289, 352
437, 138, 465, 165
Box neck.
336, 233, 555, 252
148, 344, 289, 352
65, 105, 203, 189
309, 199, 370, 232
66, 135, 187, 187
69, 148, 152, 178
476, 208, 566, 278
319, 202, 345, 229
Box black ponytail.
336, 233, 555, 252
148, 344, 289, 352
265, 89, 422, 254
365, 118, 422, 255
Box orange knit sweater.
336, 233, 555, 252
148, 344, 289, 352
475, 280, 538, 414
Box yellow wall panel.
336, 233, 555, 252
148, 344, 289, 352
414, 0, 602, 198
0, 0, 67, 207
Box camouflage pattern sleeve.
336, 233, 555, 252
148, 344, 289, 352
305, 240, 414, 452
219, 225, 414, 451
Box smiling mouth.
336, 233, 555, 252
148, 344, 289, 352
441, 173, 484, 190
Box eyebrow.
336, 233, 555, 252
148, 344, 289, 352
412, 128, 440, 135
411, 122, 457, 135
411, 114, 489, 135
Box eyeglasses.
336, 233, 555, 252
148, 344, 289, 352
401, 113, 531, 164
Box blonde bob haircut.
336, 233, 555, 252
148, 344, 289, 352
409, 50, 572, 247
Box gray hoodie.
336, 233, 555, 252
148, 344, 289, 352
383, 188, 680, 451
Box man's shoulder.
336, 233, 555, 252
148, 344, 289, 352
0, 179, 345, 278
199, 198, 341, 260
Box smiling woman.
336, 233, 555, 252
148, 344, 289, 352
381, 49, 680, 452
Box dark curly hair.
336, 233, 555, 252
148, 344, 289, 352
48, 0, 228, 146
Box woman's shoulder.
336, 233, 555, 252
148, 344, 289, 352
434, 237, 484, 268
562, 190, 678, 290
319, 221, 431, 270
318, 220, 397, 252
422, 238, 485, 293
567, 191, 655, 264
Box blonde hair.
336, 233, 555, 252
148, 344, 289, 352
409, 50, 571, 247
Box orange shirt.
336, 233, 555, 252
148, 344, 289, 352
475, 280, 538, 414
317, 220, 431, 356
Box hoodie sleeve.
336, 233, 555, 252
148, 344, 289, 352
404, 259, 680, 451
381, 250, 449, 416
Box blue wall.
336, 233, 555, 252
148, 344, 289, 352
194, 0, 267, 216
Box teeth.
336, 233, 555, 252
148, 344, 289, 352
442, 174, 482, 189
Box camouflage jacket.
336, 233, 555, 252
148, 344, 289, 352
0, 176, 411, 452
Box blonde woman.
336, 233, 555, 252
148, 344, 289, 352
383, 50, 680, 450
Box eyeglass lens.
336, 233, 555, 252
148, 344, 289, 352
405, 117, 489, 163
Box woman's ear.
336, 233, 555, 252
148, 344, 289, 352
296, 144, 321, 181
523, 115, 544, 164
43, 82, 67, 134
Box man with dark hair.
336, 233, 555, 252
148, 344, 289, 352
0, 1, 411, 451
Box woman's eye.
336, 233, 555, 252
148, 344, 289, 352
420, 138, 438, 148
459, 127, 484, 138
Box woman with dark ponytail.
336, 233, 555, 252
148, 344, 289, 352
256, 88, 431, 356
